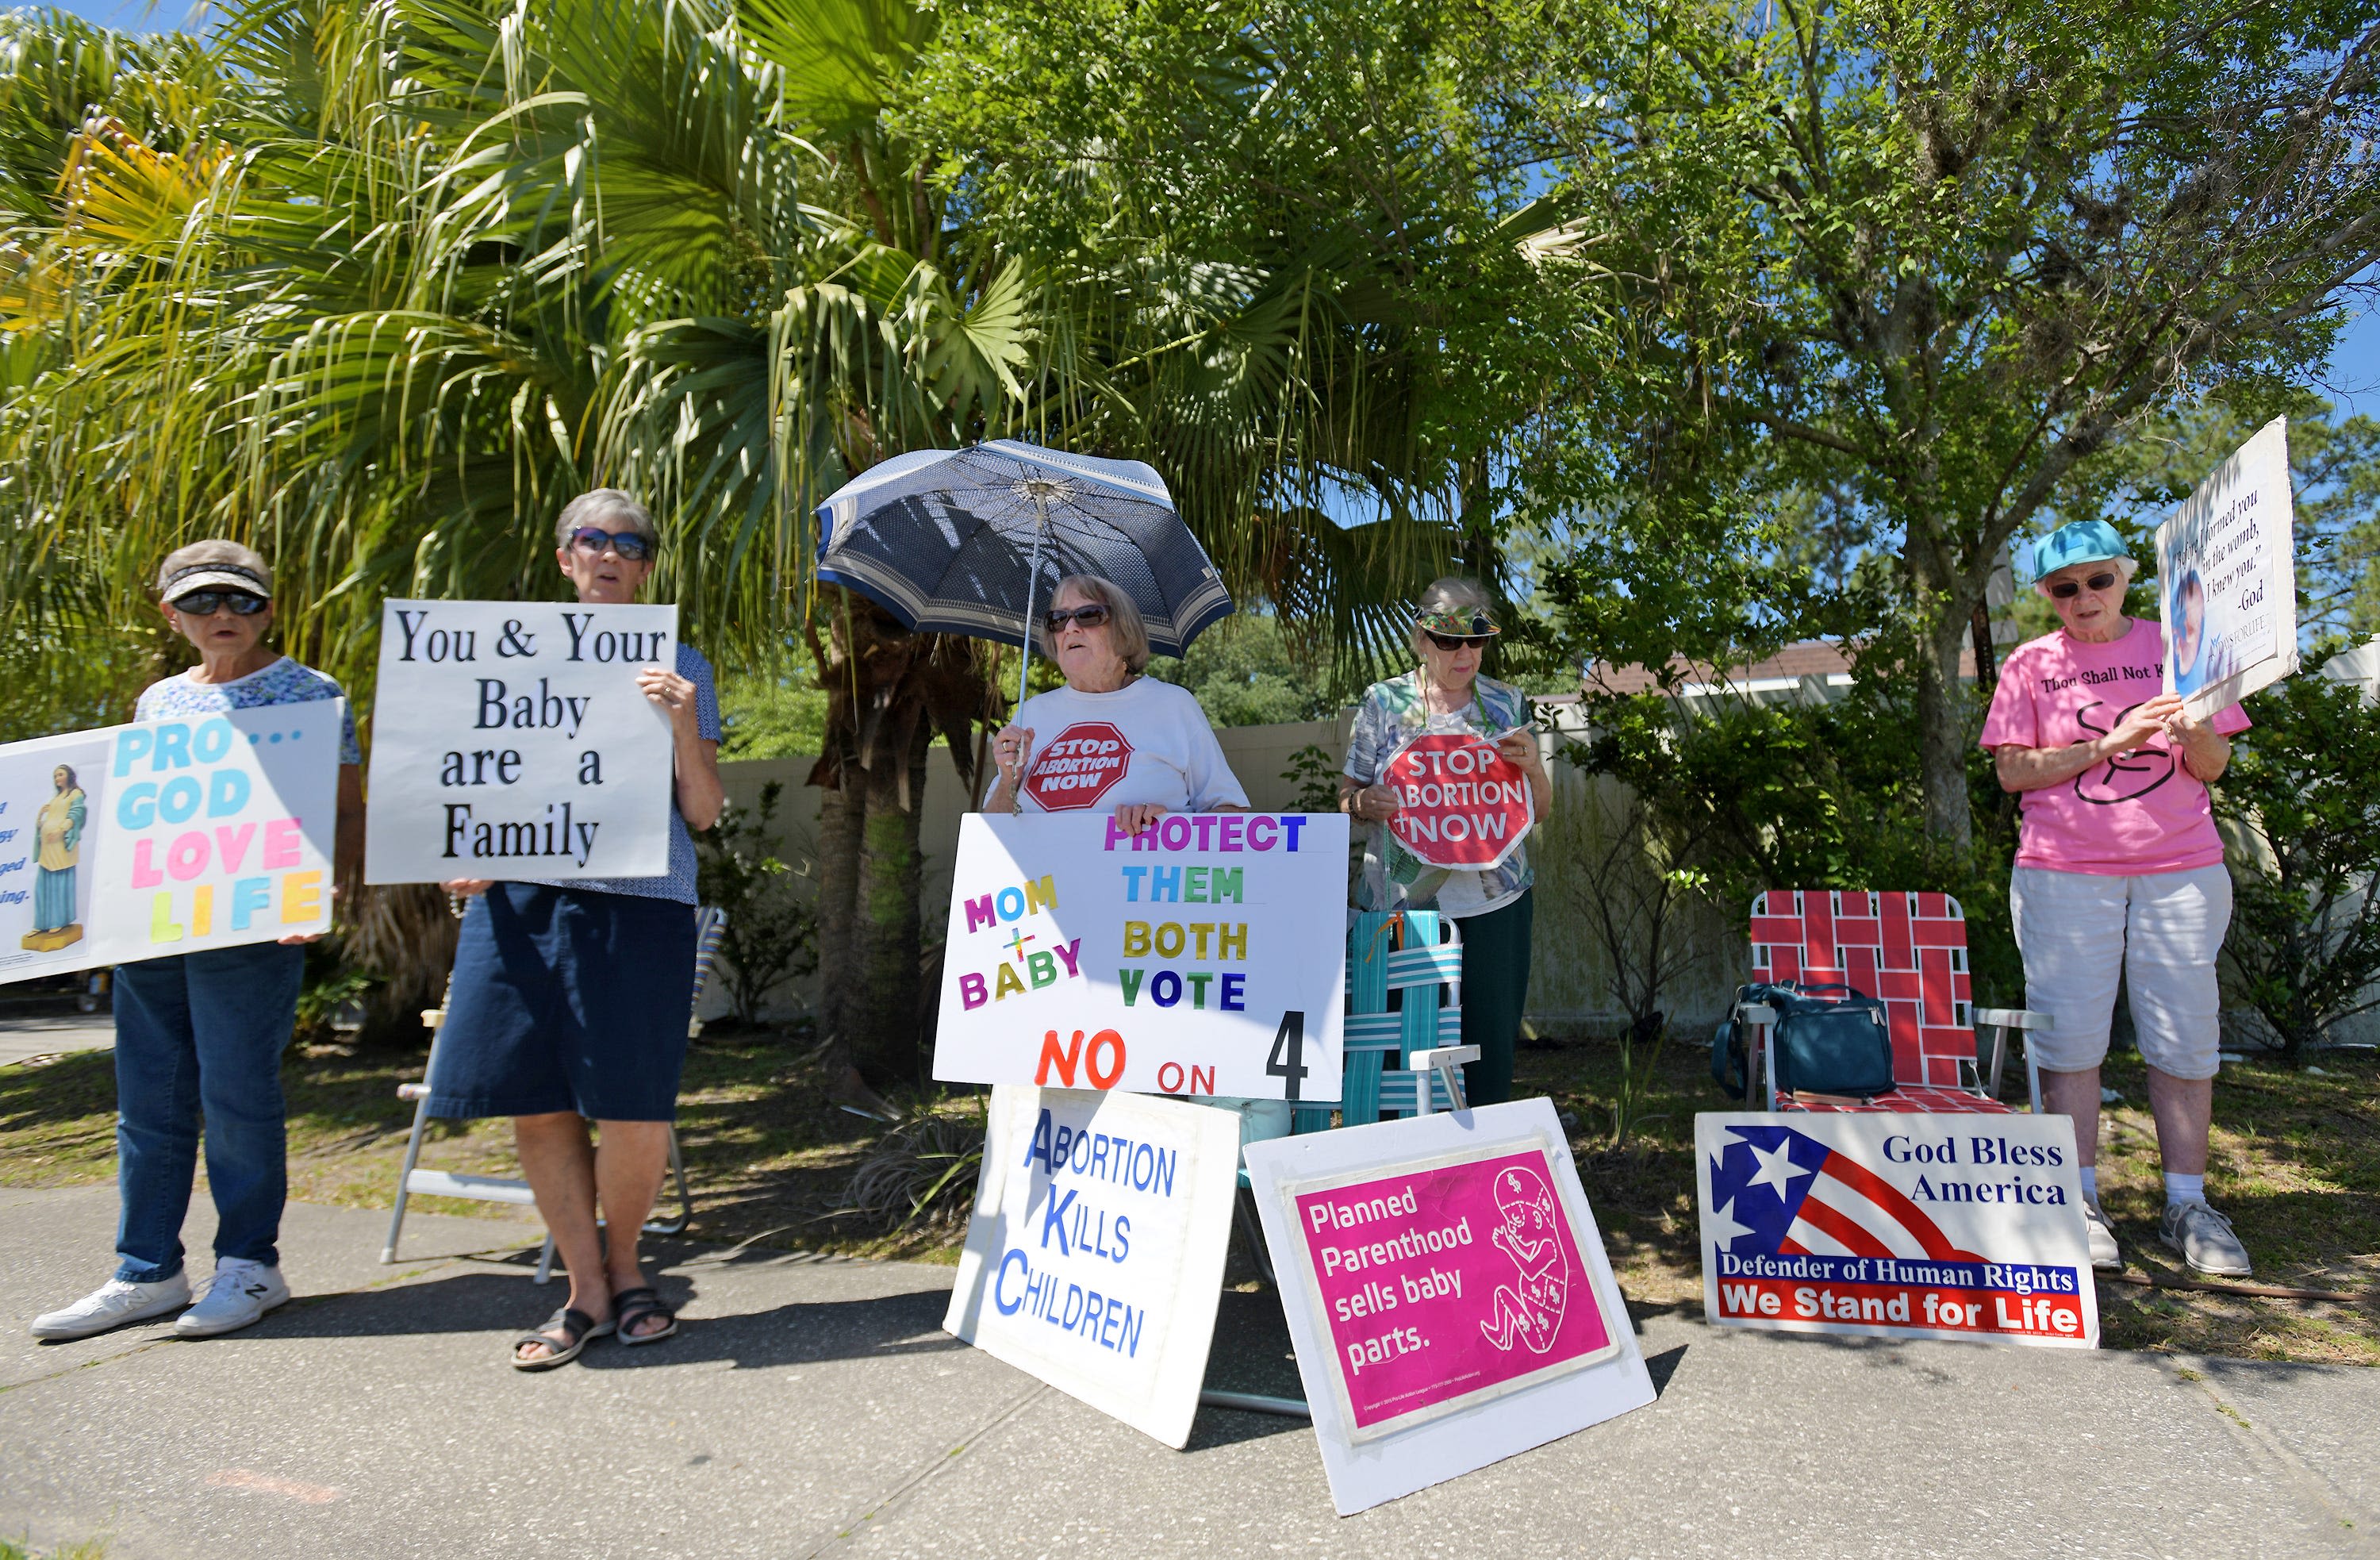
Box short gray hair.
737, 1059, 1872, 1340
1409, 576, 1495, 657
554, 488, 657, 550
1038, 574, 1151, 673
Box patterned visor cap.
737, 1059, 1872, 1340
1417, 607, 1499, 640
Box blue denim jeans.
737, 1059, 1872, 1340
111, 941, 305, 1282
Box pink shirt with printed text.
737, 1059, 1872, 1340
1979, 620, 2251, 876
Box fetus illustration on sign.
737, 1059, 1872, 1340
1479, 1162, 1568, 1354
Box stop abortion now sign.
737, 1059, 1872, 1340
1380, 732, 1534, 870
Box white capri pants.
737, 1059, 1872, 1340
2010, 864, 2232, 1080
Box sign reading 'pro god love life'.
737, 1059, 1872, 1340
0, 703, 341, 984
933, 812, 1349, 1101
944, 1086, 1242, 1448
1243, 1101, 1653, 1516
1380, 732, 1533, 870
365, 601, 677, 884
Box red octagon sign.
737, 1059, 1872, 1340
1023, 720, 1135, 811
1381, 731, 1534, 869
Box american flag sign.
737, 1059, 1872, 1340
1695, 1113, 2099, 1349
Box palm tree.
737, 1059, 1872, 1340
1, 0, 1561, 1087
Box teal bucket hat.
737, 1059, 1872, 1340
2031, 519, 2134, 579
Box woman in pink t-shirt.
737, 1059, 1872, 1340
1979, 519, 2252, 1281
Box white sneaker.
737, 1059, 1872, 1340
2081, 1198, 2122, 1270
173, 1258, 290, 1338
32, 1274, 192, 1340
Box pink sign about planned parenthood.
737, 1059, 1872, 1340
1294, 1147, 1614, 1431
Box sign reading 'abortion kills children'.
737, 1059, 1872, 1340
944, 1085, 1242, 1448
932, 812, 1350, 1101
1380, 731, 1534, 870
0, 703, 341, 984
1243, 1101, 1653, 1516
1694, 1112, 2099, 1349
365, 601, 678, 884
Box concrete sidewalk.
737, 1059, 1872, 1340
0, 1014, 114, 1068
1, 1184, 2374, 1558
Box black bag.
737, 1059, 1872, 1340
1749, 980, 1896, 1101
1710, 1015, 1748, 1100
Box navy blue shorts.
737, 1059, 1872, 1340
426, 884, 697, 1122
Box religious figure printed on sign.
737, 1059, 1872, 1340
25, 764, 87, 952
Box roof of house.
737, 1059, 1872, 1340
1583, 638, 1983, 698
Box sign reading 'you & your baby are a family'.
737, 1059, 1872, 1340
365, 601, 677, 884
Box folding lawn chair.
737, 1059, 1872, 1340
380, 905, 730, 1279
1722, 890, 2049, 1115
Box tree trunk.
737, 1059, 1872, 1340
810, 781, 862, 1052
1913, 596, 1975, 852
804, 588, 1002, 1094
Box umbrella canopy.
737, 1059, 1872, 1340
813, 442, 1235, 690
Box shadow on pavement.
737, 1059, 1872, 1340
251, 1270, 973, 1371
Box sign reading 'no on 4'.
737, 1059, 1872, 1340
1383, 732, 1534, 870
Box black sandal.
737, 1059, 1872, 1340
510, 1306, 614, 1370
612, 1287, 678, 1347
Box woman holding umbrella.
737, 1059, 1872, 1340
984, 574, 1250, 829
1338, 579, 1553, 1107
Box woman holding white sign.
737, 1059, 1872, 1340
1337, 579, 1552, 1107
34, 540, 366, 1344
983, 574, 1250, 829
1983, 518, 2253, 1279
432, 490, 725, 1369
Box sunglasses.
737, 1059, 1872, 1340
1045, 605, 1111, 632
568, 526, 656, 562
171, 590, 269, 617
1423, 629, 1491, 651
2047, 571, 2120, 600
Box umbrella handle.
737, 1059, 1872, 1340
1015, 494, 1051, 713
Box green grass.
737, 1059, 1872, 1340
4, 1025, 2374, 1359
1, 1534, 109, 1560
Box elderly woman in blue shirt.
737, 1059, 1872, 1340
435, 490, 725, 1369
1338, 578, 1552, 1105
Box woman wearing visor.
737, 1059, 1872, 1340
1338, 579, 1551, 1107
33, 540, 365, 1343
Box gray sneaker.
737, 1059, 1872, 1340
2081, 1198, 2121, 1270
32, 1274, 191, 1340
2159, 1201, 2251, 1278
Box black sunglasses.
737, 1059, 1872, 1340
1046, 605, 1112, 632
2047, 571, 2120, 600
171, 590, 269, 617
1424, 629, 1490, 651
568, 526, 656, 562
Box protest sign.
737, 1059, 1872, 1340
943, 1085, 1242, 1447
1380, 731, 1534, 870
2157, 417, 2298, 717
1242, 1100, 1653, 1516
364, 600, 677, 883
0, 703, 341, 984
1695, 1112, 2098, 1349
933, 812, 1349, 1101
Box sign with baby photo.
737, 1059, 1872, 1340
0, 703, 341, 984
2156, 417, 2299, 718
365, 600, 678, 883
1242, 1100, 1654, 1515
